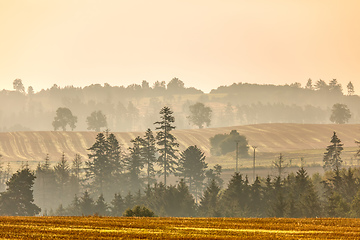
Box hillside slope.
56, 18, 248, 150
0, 123, 359, 166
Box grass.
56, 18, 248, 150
1, 217, 360, 239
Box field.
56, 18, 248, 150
0, 216, 360, 239
1, 123, 360, 171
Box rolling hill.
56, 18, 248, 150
0, 123, 360, 169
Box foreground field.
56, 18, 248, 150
1, 217, 360, 239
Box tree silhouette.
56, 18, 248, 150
323, 131, 343, 172
154, 106, 179, 186
125, 136, 145, 191
13, 79, 25, 93
187, 102, 212, 129
86, 110, 107, 132
141, 129, 157, 186
347, 81, 355, 96
330, 103, 351, 124
198, 179, 221, 217
52, 107, 77, 131
0, 168, 41, 216
177, 145, 207, 199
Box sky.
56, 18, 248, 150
0, 0, 359, 93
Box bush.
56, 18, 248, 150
123, 206, 155, 217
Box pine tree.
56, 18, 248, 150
221, 173, 250, 217
323, 131, 343, 172
141, 129, 157, 186
54, 152, 70, 204
175, 179, 196, 217
86, 133, 111, 195
86, 132, 123, 198
198, 179, 221, 217
177, 145, 207, 200
347, 81, 355, 96
154, 106, 179, 186
124, 191, 134, 210
249, 176, 263, 217
205, 164, 223, 188
305, 78, 313, 90
67, 194, 81, 216
269, 177, 286, 217
34, 154, 57, 214
79, 191, 94, 216
111, 193, 125, 216
94, 194, 108, 216
125, 136, 144, 192
294, 167, 321, 217
71, 154, 83, 196
0, 168, 41, 216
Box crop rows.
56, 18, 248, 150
1, 123, 360, 170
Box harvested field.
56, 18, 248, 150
0, 123, 359, 170
0, 216, 359, 239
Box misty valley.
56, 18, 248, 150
0, 78, 360, 219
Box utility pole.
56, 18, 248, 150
235, 141, 239, 173
252, 146, 257, 182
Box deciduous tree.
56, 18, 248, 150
52, 107, 77, 131
187, 102, 212, 129
330, 103, 351, 124
86, 110, 107, 132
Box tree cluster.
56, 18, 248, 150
210, 130, 249, 157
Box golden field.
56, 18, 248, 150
1, 123, 360, 169
0, 216, 360, 239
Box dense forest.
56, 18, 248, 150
1, 78, 359, 132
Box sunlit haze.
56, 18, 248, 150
0, 0, 359, 93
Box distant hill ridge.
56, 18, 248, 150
0, 123, 359, 165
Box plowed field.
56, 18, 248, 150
0, 123, 359, 169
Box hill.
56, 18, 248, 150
1, 123, 360, 169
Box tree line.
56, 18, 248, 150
2, 78, 360, 133
1, 104, 360, 217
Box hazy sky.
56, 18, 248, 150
0, 0, 359, 93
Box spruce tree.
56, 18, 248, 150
111, 193, 125, 216
125, 136, 144, 192
141, 129, 157, 186
80, 191, 94, 216
86, 133, 111, 195
198, 179, 221, 217
294, 167, 321, 217
177, 145, 207, 200
323, 131, 343, 172
154, 106, 179, 186
221, 173, 249, 217
249, 176, 263, 217
54, 153, 70, 205
0, 168, 41, 216
94, 194, 108, 216
86, 132, 123, 198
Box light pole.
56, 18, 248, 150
252, 146, 257, 182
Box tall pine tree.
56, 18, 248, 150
154, 106, 179, 186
